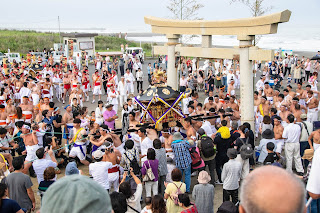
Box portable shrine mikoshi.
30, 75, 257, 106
134, 85, 191, 130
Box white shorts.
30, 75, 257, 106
267, 97, 273, 104
274, 139, 284, 153
307, 108, 318, 124
314, 143, 320, 151
93, 86, 102, 95
14, 93, 20, 100
69, 143, 87, 161
81, 85, 88, 93
25, 144, 40, 162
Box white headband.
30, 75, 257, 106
22, 125, 31, 130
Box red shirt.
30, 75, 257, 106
181, 205, 198, 213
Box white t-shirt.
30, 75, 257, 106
201, 121, 215, 137
118, 81, 127, 96
127, 183, 142, 212
282, 123, 301, 143
140, 137, 154, 163
108, 91, 119, 105
89, 161, 113, 190
306, 148, 320, 195
19, 87, 31, 99
0, 135, 11, 153
182, 97, 191, 115
32, 159, 57, 183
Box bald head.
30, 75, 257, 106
239, 166, 306, 213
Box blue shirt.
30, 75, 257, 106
171, 140, 192, 169
0, 198, 22, 213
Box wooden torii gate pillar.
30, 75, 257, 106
145, 10, 291, 128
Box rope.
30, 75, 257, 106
0, 130, 90, 164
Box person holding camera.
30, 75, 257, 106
32, 146, 57, 184
119, 167, 142, 213
21, 123, 40, 175
89, 150, 113, 191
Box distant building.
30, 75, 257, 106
61, 33, 98, 58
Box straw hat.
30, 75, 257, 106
172, 132, 183, 141
302, 149, 314, 161
198, 171, 211, 184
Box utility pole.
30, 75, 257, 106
58, 16, 61, 44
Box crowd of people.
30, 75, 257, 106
0, 49, 319, 213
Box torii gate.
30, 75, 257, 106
144, 10, 291, 128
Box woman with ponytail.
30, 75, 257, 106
0, 183, 24, 213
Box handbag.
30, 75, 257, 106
142, 160, 155, 182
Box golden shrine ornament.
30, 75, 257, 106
162, 89, 170, 95
147, 90, 153, 96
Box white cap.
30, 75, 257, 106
93, 150, 104, 159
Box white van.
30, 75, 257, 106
124, 47, 144, 63
5, 53, 21, 63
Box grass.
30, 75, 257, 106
0, 30, 153, 56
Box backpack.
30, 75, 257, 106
239, 138, 254, 160
124, 152, 141, 175
200, 136, 216, 158
171, 182, 183, 206
189, 147, 202, 168
142, 160, 155, 182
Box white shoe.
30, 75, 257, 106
215, 180, 223, 185
92, 100, 95, 104
63, 100, 65, 104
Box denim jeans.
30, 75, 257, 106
178, 166, 191, 192
223, 76, 227, 92
309, 198, 320, 213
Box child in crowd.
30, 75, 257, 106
141, 197, 152, 213
166, 157, 176, 183
263, 142, 280, 166
287, 74, 292, 85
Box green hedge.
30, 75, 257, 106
0, 30, 152, 55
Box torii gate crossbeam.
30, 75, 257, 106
144, 10, 291, 129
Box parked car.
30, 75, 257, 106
124, 47, 144, 63
4, 53, 21, 63
52, 51, 65, 63
0, 52, 4, 62
30, 52, 46, 60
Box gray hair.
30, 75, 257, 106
240, 166, 306, 213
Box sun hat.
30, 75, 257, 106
262, 129, 274, 139
65, 162, 79, 176
302, 149, 314, 161
93, 150, 104, 160
300, 114, 307, 120
172, 132, 183, 141
198, 171, 211, 184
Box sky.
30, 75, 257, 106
0, 0, 319, 33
